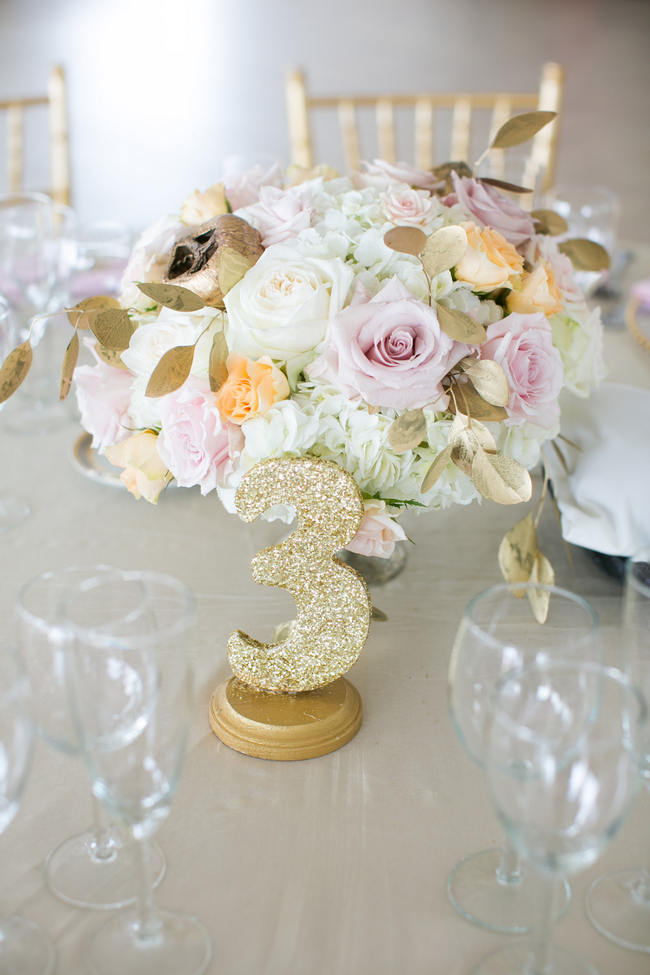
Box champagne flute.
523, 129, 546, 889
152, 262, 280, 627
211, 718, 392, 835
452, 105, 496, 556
447, 583, 599, 933
586, 545, 650, 951
0, 644, 55, 974
63, 568, 212, 975
476, 660, 646, 975
0, 293, 31, 530
16, 567, 165, 909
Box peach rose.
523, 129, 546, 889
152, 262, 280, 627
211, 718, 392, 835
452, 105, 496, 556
180, 183, 229, 224
216, 355, 289, 425
105, 431, 171, 504
506, 262, 563, 316
345, 500, 407, 559
454, 223, 523, 292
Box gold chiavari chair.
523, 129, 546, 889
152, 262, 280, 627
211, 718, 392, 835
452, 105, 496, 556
1, 64, 71, 205
286, 63, 563, 194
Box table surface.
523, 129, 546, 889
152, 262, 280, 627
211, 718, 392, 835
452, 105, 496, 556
1, 249, 649, 975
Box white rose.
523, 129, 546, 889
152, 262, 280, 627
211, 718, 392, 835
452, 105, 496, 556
551, 304, 606, 397
224, 243, 354, 361
121, 309, 217, 380
128, 376, 164, 431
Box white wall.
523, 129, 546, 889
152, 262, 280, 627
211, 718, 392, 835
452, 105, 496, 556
1, 0, 648, 239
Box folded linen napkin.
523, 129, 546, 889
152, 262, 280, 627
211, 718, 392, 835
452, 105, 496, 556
542, 382, 650, 557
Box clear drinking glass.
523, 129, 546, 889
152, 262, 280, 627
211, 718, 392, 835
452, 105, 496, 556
15, 567, 165, 909
0, 644, 55, 974
68, 220, 132, 302
586, 545, 650, 952
63, 569, 212, 975
0, 191, 77, 428
0, 293, 31, 531
447, 583, 600, 933
544, 184, 619, 296
475, 660, 646, 975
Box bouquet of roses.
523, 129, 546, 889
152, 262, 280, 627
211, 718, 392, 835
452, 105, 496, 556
0, 116, 606, 591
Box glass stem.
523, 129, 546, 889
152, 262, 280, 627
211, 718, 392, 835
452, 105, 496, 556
495, 837, 522, 886
133, 835, 163, 943
532, 875, 560, 975
633, 866, 650, 904
90, 794, 116, 861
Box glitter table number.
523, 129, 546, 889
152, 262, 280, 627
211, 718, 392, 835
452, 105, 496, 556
209, 457, 372, 760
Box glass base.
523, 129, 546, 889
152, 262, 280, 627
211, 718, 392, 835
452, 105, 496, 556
339, 542, 408, 586
473, 941, 597, 974
448, 848, 570, 934
0, 493, 31, 533
88, 908, 212, 975
586, 869, 650, 952
0, 916, 55, 975
45, 827, 165, 910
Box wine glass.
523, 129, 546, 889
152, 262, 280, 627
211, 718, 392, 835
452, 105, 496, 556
447, 583, 600, 933
63, 568, 212, 975
15, 567, 165, 909
0, 643, 55, 974
476, 660, 646, 975
544, 184, 619, 296
0, 191, 77, 428
0, 292, 31, 531
586, 545, 650, 952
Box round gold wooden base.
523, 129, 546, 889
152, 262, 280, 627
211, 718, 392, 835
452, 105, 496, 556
209, 676, 362, 761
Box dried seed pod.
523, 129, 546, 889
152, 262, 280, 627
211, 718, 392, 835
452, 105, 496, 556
163, 215, 263, 308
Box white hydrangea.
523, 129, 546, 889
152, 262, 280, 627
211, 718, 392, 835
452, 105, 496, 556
550, 303, 606, 397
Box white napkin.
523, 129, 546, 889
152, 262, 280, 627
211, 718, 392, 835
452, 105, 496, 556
542, 383, 650, 556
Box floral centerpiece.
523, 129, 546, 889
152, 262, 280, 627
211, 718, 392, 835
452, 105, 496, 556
0, 114, 607, 604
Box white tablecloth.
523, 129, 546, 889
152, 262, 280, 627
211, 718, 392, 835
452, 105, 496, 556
1, 249, 649, 974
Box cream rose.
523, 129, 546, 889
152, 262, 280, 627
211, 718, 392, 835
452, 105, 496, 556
224, 243, 354, 361
506, 262, 563, 316
455, 223, 523, 292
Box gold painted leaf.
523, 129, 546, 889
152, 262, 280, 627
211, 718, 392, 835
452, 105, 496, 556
87, 308, 135, 351
421, 445, 452, 492
209, 330, 229, 392
59, 330, 79, 401
449, 414, 497, 451
449, 417, 497, 476
448, 381, 508, 421
387, 409, 427, 454
435, 302, 486, 344
558, 238, 610, 272
95, 345, 129, 369
217, 247, 255, 295
490, 110, 557, 150
136, 282, 205, 311
471, 447, 532, 505
67, 295, 120, 330
371, 606, 388, 622
478, 177, 533, 194
421, 225, 468, 278
498, 512, 537, 586
528, 550, 555, 623
531, 209, 569, 236
459, 357, 510, 407
0, 340, 32, 403
145, 344, 195, 398
383, 226, 427, 256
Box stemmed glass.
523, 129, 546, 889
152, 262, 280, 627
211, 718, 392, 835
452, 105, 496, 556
16, 567, 165, 909
0, 644, 55, 974
476, 660, 646, 975
0, 191, 77, 427
0, 293, 31, 531
63, 568, 212, 975
586, 545, 650, 951
447, 583, 599, 933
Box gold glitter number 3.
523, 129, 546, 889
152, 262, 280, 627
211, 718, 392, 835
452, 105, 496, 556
227, 457, 372, 693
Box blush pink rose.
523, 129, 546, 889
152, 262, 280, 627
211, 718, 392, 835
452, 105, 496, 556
357, 159, 441, 191
156, 378, 242, 495
446, 173, 535, 247
309, 277, 468, 410
380, 186, 437, 227
244, 185, 314, 246
481, 312, 564, 428
345, 500, 407, 558
74, 354, 133, 451
222, 158, 283, 210
534, 236, 583, 302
